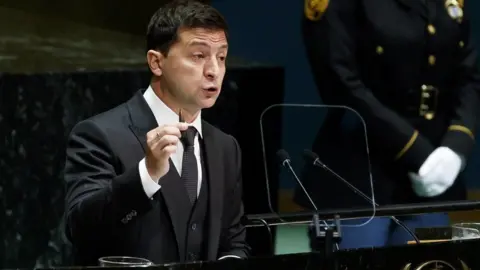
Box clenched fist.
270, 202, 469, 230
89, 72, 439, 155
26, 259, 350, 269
145, 122, 189, 181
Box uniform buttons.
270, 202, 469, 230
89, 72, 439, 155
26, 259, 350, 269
428, 55, 436, 66
191, 223, 197, 231
376, 46, 384, 55
427, 24, 436, 35
459, 40, 465, 48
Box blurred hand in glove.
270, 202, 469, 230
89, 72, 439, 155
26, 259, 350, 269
408, 146, 462, 197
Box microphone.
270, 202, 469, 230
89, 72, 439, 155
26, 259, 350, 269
277, 149, 318, 211
303, 149, 420, 244
276, 149, 329, 228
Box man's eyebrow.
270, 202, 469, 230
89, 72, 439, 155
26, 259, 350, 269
188, 41, 210, 47
188, 40, 228, 50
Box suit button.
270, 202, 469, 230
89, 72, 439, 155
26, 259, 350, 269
191, 223, 197, 231
427, 24, 436, 35
189, 252, 197, 260
428, 55, 436, 66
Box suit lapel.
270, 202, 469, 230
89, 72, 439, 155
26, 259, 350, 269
127, 90, 191, 261
127, 90, 157, 152
395, 0, 428, 19
202, 122, 224, 260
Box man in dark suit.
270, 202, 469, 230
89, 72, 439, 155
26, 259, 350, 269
63, 0, 249, 266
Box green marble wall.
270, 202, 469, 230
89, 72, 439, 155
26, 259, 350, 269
0, 6, 145, 73
0, 0, 210, 35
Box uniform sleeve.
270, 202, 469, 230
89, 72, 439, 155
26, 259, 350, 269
441, 10, 480, 159
310, 0, 436, 172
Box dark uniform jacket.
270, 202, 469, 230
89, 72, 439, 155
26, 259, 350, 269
296, 0, 480, 209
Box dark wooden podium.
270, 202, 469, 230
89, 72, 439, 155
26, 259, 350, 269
28, 239, 480, 270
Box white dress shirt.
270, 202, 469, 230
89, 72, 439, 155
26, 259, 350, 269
138, 86, 203, 199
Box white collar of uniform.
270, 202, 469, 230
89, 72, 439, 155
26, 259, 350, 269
143, 85, 203, 138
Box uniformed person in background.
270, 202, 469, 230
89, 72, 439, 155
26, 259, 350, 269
295, 0, 480, 248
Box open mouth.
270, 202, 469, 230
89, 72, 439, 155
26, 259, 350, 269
204, 87, 218, 92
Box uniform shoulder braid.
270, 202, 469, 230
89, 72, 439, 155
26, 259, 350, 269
304, 0, 329, 21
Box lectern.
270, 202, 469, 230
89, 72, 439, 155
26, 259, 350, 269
27, 239, 480, 270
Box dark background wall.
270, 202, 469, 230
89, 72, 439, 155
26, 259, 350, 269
0, 0, 208, 36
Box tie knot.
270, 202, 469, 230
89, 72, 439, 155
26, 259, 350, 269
181, 126, 197, 146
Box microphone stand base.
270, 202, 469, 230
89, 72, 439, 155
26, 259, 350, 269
310, 214, 342, 270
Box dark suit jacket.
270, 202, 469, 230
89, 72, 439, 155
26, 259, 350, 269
64, 90, 249, 266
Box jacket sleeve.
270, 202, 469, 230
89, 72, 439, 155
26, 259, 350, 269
64, 119, 153, 246
441, 9, 480, 160
217, 136, 250, 259
306, 0, 435, 172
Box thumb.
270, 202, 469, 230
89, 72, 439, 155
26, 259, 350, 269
177, 122, 189, 130
408, 172, 421, 181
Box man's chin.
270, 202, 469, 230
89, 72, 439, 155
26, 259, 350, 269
199, 98, 218, 109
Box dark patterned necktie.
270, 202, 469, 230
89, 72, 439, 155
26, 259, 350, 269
181, 126, 198, 204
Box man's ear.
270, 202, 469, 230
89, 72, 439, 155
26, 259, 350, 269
146, 50, 164, 76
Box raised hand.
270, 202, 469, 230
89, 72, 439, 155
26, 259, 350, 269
145, 122, 189, 181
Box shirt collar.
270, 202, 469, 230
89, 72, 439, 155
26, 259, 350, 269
143, 85, 203, 138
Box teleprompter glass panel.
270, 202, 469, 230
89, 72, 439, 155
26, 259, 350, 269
259, 104, 376, 231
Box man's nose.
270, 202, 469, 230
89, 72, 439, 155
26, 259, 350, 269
204, 59, 220, 79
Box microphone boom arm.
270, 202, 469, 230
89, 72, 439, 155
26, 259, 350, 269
306, 150, 420, 245
277, 149, 342, 265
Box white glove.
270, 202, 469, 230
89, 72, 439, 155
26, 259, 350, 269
408, 146, 462, 197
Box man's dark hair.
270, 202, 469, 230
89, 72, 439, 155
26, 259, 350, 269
146, 0, 228, 55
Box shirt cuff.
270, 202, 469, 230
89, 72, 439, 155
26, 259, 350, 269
218, 255, 241, 260
138, 158, 161, 199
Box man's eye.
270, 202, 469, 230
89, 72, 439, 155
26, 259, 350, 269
193, 54, 205, 59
